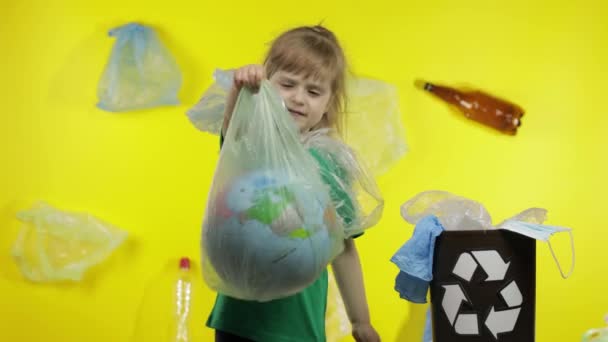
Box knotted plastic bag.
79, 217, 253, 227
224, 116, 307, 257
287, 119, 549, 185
11, 202, 128, 282
97, 23, 182, 112
187, 69, 407, 175
201, 81, 346, 301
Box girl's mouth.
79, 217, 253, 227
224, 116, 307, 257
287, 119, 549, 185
288, 108, 306, 117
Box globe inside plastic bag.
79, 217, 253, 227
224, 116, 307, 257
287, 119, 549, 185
201, 81, 345, 301
11, 202, 128, 282
97, 23, 182, 112
400, 190, 548, 230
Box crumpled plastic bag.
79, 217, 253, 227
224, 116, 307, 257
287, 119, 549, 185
97, 23, 182, 112
186, 68, 407, 175
11, 202, 128, 282
400, 190, 547, 230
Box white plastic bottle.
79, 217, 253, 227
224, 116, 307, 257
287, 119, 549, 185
170, 257, 193, 342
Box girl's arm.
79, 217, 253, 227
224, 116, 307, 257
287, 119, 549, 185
331, 238, 380, 342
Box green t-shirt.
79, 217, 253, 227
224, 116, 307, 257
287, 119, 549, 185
207, 135, 357, 342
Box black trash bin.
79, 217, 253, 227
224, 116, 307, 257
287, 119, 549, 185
430, 229, 536, 342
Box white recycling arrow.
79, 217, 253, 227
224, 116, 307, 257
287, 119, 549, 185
452, 252, 477, 281
442, 284, 468, 325
455, 313, 479, 335
441, 249, 523, 338
501, 280, 523, 307
485, 307, 521, 339
471, 250, 510, 281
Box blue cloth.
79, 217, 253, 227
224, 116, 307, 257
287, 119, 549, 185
394, 271, 429, 303
391, 215, 444, 303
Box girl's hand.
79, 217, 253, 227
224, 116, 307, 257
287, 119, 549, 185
353, 322, 381, 342
233, 64, 265, 91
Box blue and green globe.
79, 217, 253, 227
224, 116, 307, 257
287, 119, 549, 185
203, 170, 342, 301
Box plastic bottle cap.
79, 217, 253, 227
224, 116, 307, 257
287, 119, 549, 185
179, 257, 191, 270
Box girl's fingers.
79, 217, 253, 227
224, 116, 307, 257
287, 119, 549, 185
234, 65, 264, 90
234, 68, 244, 88
247, 66, 260, 88
255, 67, 263, 85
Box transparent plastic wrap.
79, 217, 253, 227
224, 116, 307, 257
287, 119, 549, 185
344, 76, 408, 175
400, 190, 547, 230
201, 81, 345, 301
301, 128, 383, 238
97, 23, 182, 112
582, 316, 608, 342
11, 202, 128, 282
187, 69, 407, 175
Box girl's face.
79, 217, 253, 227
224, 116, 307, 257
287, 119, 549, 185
269, 70, 332, 133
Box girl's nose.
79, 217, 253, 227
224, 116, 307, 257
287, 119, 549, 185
290, 88, 305, 105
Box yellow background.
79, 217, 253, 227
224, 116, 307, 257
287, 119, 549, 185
1, 0, 606, 341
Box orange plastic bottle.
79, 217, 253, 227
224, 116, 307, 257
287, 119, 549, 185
422, 82, 524, 135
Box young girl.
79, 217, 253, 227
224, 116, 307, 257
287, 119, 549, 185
207, 25, 381, 342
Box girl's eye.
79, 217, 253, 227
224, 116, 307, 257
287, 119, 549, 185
309, 91, 320, 97
281, 83, 294, 88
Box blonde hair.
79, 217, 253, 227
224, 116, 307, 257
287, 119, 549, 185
264, 25, 347, 137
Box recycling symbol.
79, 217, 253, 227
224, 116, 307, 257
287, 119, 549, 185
441, 250, 523, 339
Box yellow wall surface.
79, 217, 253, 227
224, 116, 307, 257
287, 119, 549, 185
1, 0, 607, 341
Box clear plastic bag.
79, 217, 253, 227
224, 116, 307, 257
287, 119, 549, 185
187, 69, 407, 175
97, 23, 182, 112
11, 202, 128, 282
200, 81, 345, 301
400, 190, 547, 230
